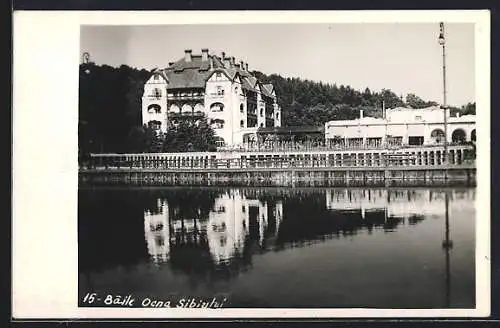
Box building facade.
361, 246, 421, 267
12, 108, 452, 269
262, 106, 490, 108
325, 106, 476, 148
142, 49, 281, 147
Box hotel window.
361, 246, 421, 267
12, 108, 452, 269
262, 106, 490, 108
216, 86, 224, 95
210, 102, 224, 112
152, 88, 162, 98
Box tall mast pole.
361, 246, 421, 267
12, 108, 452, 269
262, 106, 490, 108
439, 22, 448, 165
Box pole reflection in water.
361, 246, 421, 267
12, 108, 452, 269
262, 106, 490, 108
442, 191, 453, 307
79, 187, 475, 308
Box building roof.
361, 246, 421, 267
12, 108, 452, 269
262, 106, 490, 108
160, 50, 273, 96
326, 117, 387, 126
261, 84, 274, 97
162, 54, 225, 89
257, 126, 324, 134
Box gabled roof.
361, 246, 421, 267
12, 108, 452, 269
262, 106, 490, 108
163, 54, 224, 89
261, 84, 274, 97
151, 69, 169, 82
159, 51, 275, 95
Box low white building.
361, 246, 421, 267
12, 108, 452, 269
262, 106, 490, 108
325, 106, 476, 147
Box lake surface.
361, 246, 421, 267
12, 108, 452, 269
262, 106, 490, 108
78, 186, 475, 309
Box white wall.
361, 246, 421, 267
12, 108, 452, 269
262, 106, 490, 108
142, 74, 169, 132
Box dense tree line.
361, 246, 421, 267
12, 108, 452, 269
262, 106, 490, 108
252, 71, 475, 126
78, 63, 476, 159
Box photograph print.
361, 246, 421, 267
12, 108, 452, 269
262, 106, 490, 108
76, 12, 489, 317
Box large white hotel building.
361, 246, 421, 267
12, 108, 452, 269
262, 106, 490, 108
142, 49, 281, 147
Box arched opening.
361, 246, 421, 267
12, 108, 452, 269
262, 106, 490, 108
194, 103, 204, 114
210, 118, 225, 129
181, 104, 193, 114
210, 102, 224, 112
169, 104, 180, 113
147, 120, 162, 130
471, 129, 476, 142
147, 104, 161, 114
214, 136, 226, 147
240, 120, 245, 128
260, 108, 264, 117
430, 129, 445, 144
240, 104, 244, 113
452, 129, 466, 143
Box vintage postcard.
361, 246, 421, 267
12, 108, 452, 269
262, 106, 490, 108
12, 10, 490, 319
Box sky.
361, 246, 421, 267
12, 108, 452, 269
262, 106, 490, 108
80, 23, 475, 107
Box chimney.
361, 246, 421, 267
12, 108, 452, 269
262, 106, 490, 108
245, 63, 249, 71
360, 109, 364, 119
209, 56, 214, 70
168, 62, 174, 66
223, 57, 231, 68
201, 48, 209, 61
240, 60, 245, 71
222, 51, 226, 59
231, 56, 235, 67
184, 49, 192, 62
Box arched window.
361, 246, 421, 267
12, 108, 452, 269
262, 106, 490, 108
214, 136, 226, 147
276, 112, 279, 119
153, 75, 159, 80
240, 120, 244, 128
211, 119, 225, 129
210, 102, 224, 112
471, 129, 476, 142
147, 104, 161, 114
240, 104, 244, 113
260, 123, 264, 128
148, 120, 161, 130
452, 129, 466, 143
260, 108, 264, 117
430, 129, 445, 144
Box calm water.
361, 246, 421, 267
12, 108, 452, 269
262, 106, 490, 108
78, 186, 475, 308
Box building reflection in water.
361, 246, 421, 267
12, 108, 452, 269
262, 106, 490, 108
143, 198, 170, 264
143, 188, 470, 283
